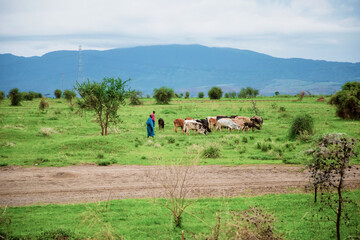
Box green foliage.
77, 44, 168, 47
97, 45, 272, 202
153, 87, 174, 104
7, 88, 22, 106
198, 92, 204, 98
289, 114, 314, 140
275, 91, 280, 96
63, 90, 76, 106
0, 91, 4, 101
35, 229, 75, 240
208, 87, 223, 100
202, 145, 221, 158
279, 106, 286, 112
129, 91, 143, 105
329, 81, 360, 120
75, 77, 130, 136
38, 98, 49, 112
185, 91, 190, 99
224, 93, 230, 98
238, 87, 259, 98
54, 89, 62, 99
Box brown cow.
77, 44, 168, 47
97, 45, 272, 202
173, 119, 185, 133
231, 118, 249, 133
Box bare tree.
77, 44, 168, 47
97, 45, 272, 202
147, 159, 199, 228
306, 133, 358, 240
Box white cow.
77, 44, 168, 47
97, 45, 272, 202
216, 118, 240, 132
183, 120, 207, 135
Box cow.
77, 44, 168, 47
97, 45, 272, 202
183, 120, 208, 135
235, 116, 261, 132
216, 118, 240, 132
173, 119, 185, 133
216, 115, 228, 121
251, 116, 263, 129
158, 118, 165, 130
206, 117, 217, 130
231, 118, 249, 133
195, 119, 212, 133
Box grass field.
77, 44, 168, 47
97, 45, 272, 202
1, 191, 360, 239
1, 96, 359, 167
1, 96, 360, 239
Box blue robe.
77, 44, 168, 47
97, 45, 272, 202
146, 117, 155, 137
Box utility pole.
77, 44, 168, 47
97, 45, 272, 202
77, 45, 84, 82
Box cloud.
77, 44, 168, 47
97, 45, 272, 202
0, 0, 359, 61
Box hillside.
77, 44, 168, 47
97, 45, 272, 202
1, 44, 359, 95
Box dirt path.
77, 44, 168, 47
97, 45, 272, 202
1, 164, 359, 206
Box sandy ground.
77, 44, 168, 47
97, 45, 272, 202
1, 164, 359, 206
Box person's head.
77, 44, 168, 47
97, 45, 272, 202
149, 114, 152, 118
153, 111, 155, 114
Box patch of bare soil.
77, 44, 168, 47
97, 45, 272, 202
0, 164, 359, 206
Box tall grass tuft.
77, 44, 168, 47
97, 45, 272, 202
202, 145, 221, 158
289, 114, 314, 140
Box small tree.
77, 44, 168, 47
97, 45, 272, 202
238, 88, 247, 98
229, 91, 237, 98
153, 87, 174, 104
39, 97, 49, 112
198, 92, 204, 98
329, 81, 360, 120
208, 87, 223, 100
75, 77, 130, 136
298, 91, 306, 101
224, 93, 230, 98
306, 134, 358, 240
129, 90, 143, 105
275, 91, 280, 96
0, 91, 5, 102
185, 91, 190, 99
54, 89, 62, 99
63, 90, 77, 106
7, 88, 22, 106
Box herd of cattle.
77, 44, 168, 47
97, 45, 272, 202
157, 115, 263, 135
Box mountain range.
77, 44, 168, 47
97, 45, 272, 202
1, 44, 359, 96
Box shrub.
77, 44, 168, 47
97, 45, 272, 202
224, 93, 230, 98
129, 90, 143, 105
39, 98, 49, 112
36, 229, 75, 239
275, 91, 280, 96
185, 91, 190, 99
279, 106, 286, 112
0, 91, 4, 102
329, 81, 360, 120
153, 87, 174, 104
7, 88, 22, 106
63, 90, 77, 106
198, 92, 204, 98
97, 160, 111, 166
167, 136, 175, 144
54, 89, 62, 98
208, 87, 223, 100
202, 145, 221, 158
289, 114, 314, 139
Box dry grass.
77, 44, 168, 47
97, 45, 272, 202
38, 127, 58, 137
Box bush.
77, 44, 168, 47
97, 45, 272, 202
7, 88, 22, 106
185, 91, 190, 99
289, 114, 314, 139
0, 91, 4, 101
198, 92, 204, 98
129, 91, 143, 105
54, 89, 62, 99
329, 81, 360, 120
224, 93, 230, 98
202, 145, 221, 158
208, 87, 223, 100
153, 87, 174, 104
63, 90, 76, 106
39, 98, 49, 112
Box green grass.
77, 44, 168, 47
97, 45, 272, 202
1, 96, 359, 167
1, 191, 359, 239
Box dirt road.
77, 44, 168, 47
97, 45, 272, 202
1, 164, 359, 206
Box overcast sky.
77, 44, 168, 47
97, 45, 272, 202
0, 0, 359, 62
